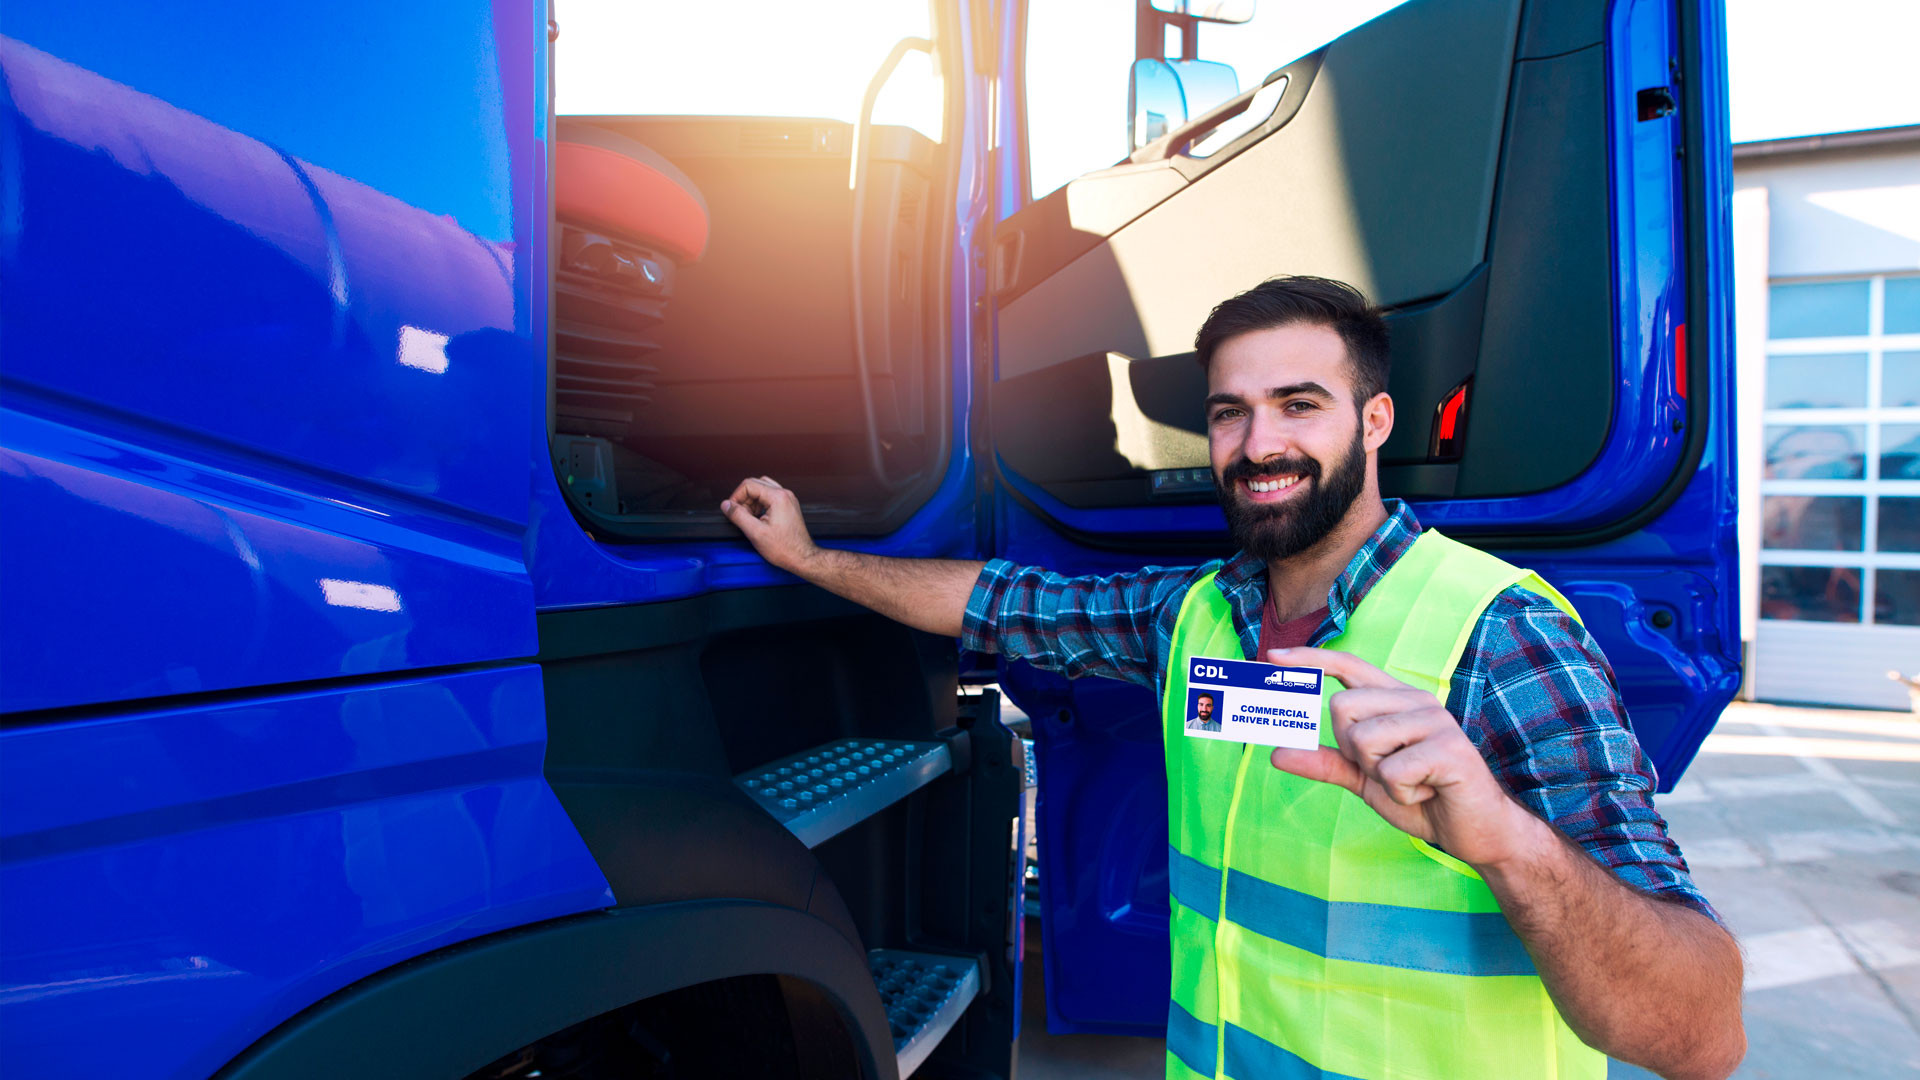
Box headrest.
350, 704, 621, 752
555, 120, 708, 262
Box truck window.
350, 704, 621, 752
547, 2, 951, 538
1021, 0, 1411, 202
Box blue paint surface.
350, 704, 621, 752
0, 3, 612, 1075
0, 666, 612, 1080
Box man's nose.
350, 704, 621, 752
1241, 407, 1293, 463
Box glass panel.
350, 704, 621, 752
1877, 569, 1920, 627
1763, 424, 1865, 479
1883, 424, 1920, 480
1765, 353, 1867, 408
1762, 495, 1863, 551
1769, 280, 1870, 339
1760, 565, 1861, 622
1886, 277, 1920, 336
1878, 497, 1920, 553
1883, 352, 1920, 408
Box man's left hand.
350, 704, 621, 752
1265, 646, 1547, 869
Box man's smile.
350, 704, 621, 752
1239, 473, 1307, 504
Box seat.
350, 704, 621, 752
554, 119, 708, 262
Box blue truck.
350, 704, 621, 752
0, 0, 1737, 1075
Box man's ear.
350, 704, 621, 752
1363, 392, 1394, 453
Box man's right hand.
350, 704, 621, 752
717, 475, 984, 638
721, 476, 819, 573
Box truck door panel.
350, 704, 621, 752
996, 0, 1736, 1038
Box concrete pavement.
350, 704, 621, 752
1015, 700, 1920, 1079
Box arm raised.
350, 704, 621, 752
721, 477, 982, 637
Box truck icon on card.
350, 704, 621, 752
1265, 669, 1318, 690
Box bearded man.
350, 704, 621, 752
720, 276, 1744, 1080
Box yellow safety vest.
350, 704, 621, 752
1160, 530, 1606, 1079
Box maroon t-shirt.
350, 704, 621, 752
1256, 588, 1327, 661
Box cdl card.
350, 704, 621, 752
1181, 655, 1324, 749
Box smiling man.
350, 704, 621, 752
721, 276, 1745, 1080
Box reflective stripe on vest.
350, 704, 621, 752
1159, 529, 1606, 1080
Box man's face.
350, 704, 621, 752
1197, 695, 1215, 718
1204, 323, 1392, 562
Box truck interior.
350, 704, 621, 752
547, 19, 957, 539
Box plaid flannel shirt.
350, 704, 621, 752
962, 500, 1715, 919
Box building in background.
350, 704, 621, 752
1733, 124, 1920, 709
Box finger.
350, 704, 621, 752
759, 476, 782, 489
1341, 709, 1450, 773
1373, 741, 1453, 806
1269, 746, 1365, 796
720, 497, 769, 534
1328, 687, 1441, 726
1266, 647, 1406, 691
726, 477, 779, 512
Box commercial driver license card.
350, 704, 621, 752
1181, 655, 1324, 749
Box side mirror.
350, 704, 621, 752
1128, 58, 1240, 152
1148, 0, 1257, 23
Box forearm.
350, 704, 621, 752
790, 547, 983, 637
1478, 810, 1745, 1080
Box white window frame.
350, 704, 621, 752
1760, 272, 1920, 626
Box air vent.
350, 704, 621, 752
554, 223, 668, 434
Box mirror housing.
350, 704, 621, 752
1148, 0, 1257, 23
1127, 58, 1239, 152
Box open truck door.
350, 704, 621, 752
988, 0, 1737, 1035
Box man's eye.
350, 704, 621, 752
1285, 400, 1318, 413
1211, 408, 1244, 423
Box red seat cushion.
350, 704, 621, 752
555, 140, 708, 263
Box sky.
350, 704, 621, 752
1724, 0, 1920, 143
557, 0, 1920, 198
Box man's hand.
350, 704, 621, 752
719, 475, 984, 636
1270, 646, 1745, 1078
722, 476, 819, 574
1265, 645, 1549, 869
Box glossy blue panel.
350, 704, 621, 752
0, 666, 613, 1080
0, 3, 547, 712
1002, 655, 1171, 1036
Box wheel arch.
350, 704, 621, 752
213, 899, 896, 1080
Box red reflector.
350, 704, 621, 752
1438, 388, 1464, 440
1430, 380, 1470, 460
1674, 322, 1688, 399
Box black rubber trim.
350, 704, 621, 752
212, 900, 896, 1080
0, 658, 531, 728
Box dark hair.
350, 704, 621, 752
1193, 276, 1391, 405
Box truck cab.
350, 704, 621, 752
0, 0, 1737, 1075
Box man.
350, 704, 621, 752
1187, 692, 1220, 732
722, 277, 1744, 1080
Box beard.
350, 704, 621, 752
1215, 422, 1368, 563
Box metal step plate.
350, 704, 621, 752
734, 738, 951, 848
869, 948, 981, 1079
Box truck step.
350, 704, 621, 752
869, 948, 981, 1078
734, 738, 951, 848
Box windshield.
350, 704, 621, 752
555, 0, 943, 141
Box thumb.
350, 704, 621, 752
720, 498, 768, 535
1270, 745, 1364, 796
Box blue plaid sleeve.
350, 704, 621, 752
1449, 587, 1721, 922
961, 559, 1209, 689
